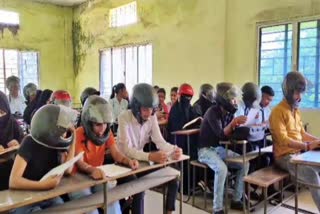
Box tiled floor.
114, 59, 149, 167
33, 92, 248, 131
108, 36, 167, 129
144, 189, 318, 214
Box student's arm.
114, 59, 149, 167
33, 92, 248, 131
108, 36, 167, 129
109, 143, 139, 169
9, 155, 62, 190
117, 113, 150, 161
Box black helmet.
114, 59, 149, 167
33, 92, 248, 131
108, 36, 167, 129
30, 104, 78, 149
80, 87, 100, 106
130, 83, 158, 124
282, 71, 306, 108
216, 82, 239, 114
82, 95, 113, 146
242, 82, 261, 108
200, 83, 215, 103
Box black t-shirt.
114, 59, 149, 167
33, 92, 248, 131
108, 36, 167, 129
18, 136, 59, 181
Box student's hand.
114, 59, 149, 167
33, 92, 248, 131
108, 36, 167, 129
41, 175, 63, 189
149, 151, 168, 164
7, 140, 19, 148
308, 141, 320, 150
128, 159, 139, 170
0, 145, 4, 152
172, 147, 183, 160
90, 168, 106, 180
232, 116, 247, 127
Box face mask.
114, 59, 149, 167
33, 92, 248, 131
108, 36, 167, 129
180, 96, 191, 105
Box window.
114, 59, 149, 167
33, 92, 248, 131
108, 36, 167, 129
109, 1, 138, 28
0, 10, 19, 25
258, 19, 320, 108
100, 44, 152, 99
0, 49, 39, 94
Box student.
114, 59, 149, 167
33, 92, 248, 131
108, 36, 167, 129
5, 76, 26, 117
78, 87, 100, 127
193, 83, 216, 117
9, 104, 78, 213
167, 87, 178, 111
109, 83, 129, 133
270, 71, 320, 212
259, 85, 275, 129
117, 83, 182, 214
23, 83, 42, 125
0, 91, 24, 190
30, 89, 53, 120
69, 95, 138, 214
49, 90, 72, 107
198, 82, 249, 214
156, 88, 169, 121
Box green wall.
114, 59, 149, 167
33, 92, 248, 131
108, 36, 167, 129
0, 0, 74, 95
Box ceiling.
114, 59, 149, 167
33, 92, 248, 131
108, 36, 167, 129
32, 0, 88, 7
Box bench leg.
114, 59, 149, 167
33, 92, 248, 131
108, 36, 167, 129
247, 182, 250, 213
204, 167, 207, 210
263, 187, 267, 214
225, 169, 229, 214
280, 179, 284, 203
103, 182, 108, 214
163, 184, 166, 214
295, 164, 298, 214
180, 160, 183, 214
192, 165, 195, 207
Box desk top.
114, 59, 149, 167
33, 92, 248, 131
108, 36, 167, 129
171, 128, 200, 136
0, 155, 189, 212
290, 151, 320, 167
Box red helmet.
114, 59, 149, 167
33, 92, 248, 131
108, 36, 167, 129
50, 90, 72, 107
178, 83, 194, 97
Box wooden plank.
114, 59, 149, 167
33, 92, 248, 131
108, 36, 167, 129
290, 151, 320, 167
244, 167, 289, 188
0, 155, 189, 212
35, 167, 180, 214
171, 129, 200, 136
226, 153, 259, 163
190, 161, 208, 168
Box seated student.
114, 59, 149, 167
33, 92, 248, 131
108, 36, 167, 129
5, 76, 26, 118
23, 83, 42, 125
166, 87, 178, 112
30, 89, 53, 120
193, 83, 216, 117
198, 82, 249, 214
69, 95, 138, 214
259, 85, 275, 132
0, 91, 24, 191
49, 90, 73, 107
109, 83, 129, 133
117, 83, 182, 214
156, 88, 169, 121
270, 71, 320, 212
9, 104, 78, 214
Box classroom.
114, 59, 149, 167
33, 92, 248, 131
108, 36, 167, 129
1, 0, 320, 214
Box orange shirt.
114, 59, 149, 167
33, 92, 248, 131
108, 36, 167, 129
73, 127, 115, 173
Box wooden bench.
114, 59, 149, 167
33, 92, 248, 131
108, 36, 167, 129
35, 167, 180, 214
244, 167, 290, 214
190, 160, 209, 210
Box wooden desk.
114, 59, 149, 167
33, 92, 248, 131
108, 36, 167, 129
0, 155, 189, 214
290, 151, 320, 214
171, 128, 200, 200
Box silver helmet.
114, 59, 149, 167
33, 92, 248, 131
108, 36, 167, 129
200, 83, 215, 103
23, 83, 37, 101
81, 95, 113, 146
282, 71, 306, 108
130, 83, 159, 124
216, 82, 239, 114
242, 82, 261, 108
30, 104, 78, 149
80, 87, 100, 106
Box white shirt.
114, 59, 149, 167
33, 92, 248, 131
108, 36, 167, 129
117, 110, 175, 161
109, 98, 128, 123
7, 94, 26, 115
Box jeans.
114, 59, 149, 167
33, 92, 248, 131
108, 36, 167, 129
69, 183, 121, 214
198, 146, 249, 212
276, 154, 320, 212
12, 197, 64, 214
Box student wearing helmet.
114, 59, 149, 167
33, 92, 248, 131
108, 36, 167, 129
9, 104, 78, 213
117, 83, 182, 214
69, 95, 139, 214
270, 71, 320, 212
22, 83, 42, 125
193, 83, 216, 117
198, 82, 249, 214
49, 90, 72, 107
78, 87, 100, 127
5, 76, 26, 117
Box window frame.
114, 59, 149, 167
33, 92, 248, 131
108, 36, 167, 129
256, 15, 320, 109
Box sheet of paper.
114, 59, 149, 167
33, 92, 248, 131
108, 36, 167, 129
40, 152, 84, 181
243, 108, 259, 126
182, 117, 202, 129
98, 164, 132, 177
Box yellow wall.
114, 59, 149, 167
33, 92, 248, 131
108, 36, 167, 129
0, 0, 74, 95
224, 0, 320, 135
73, 0, 226, 101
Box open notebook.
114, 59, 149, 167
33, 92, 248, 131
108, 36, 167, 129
97, 164, 132, 178
40, 152, 84, 181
